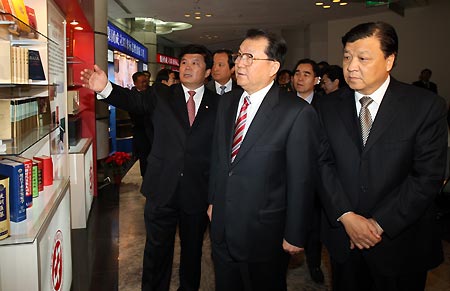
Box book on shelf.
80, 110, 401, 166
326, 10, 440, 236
0, 175, 10, 240
25, 5, 36, 31
33, 155, 52, 186
0, 159, 26, 223
28, 49, 45, 81
31, 161, 38, 197
10, 0, 30, 35
32, 158, 43, 192
3, 156, 32, 208
0, 96, 38, 140
0, 41, 12, 84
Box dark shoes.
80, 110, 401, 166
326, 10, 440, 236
309, 266, 324, 284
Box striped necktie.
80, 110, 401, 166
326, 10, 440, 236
231, 96, 250, 162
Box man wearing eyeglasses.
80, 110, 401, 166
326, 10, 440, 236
208, 29, 321, 291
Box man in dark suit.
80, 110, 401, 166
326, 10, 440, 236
81, 44, 219, 291
208, 29, 320, 291
129, 71, 153, 177
206, 49, 240, 95
292, 58, 324, 284
412, 68, 438, 94
317, 22, 447, 291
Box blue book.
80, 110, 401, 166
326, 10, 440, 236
0, 160, 26, 222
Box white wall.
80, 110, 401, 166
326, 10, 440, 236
282, 0, 450, 101
327, 0, 450, 101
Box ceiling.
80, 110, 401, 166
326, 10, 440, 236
107, 0, 430, 50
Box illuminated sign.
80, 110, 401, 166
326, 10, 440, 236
107, 22, 148, 62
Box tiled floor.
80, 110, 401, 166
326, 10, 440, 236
72, 161, 450, 291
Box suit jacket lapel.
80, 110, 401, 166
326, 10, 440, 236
191, 89, 215, 130
336, 88, 361, 152
169, 85, 191, 133
231, 84, 278, 166
363, 80, 400, 152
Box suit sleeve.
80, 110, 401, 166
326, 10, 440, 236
284, 105, 320, 247
316, 106, 353, 228
373, 96, 448, 238
104, 83, 156, 115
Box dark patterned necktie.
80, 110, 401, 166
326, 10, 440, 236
359, 96, 374, 146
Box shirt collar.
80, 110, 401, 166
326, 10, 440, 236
297, 91, 314, 104
215, 79, 232, 91
242, 81, 274, 103
355, 75, 390, 105
181, 84, 205, 102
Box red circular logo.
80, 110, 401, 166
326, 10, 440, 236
51, 230, 63, 291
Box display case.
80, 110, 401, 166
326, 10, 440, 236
0, 0, 71, 290
69, 138, 93, 229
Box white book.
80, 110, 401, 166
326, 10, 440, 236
0, 41, 12, 83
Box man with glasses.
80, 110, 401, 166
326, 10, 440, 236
208, 29, 321, 291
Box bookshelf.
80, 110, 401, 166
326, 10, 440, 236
0, 0, 71, 290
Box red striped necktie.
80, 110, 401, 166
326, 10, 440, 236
231, 96, 250, 162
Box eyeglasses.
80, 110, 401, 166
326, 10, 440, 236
232, 53, 275, 66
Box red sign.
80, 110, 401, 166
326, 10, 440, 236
156, 53, 179, 67
51, 230, 63, 291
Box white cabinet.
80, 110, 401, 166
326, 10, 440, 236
69, 138, 94, 229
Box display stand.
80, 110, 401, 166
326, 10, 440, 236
0, 0, 71, 290
69, 138, 93, 229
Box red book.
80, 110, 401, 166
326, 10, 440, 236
25, 6, 36, 31
3, 156, 33, 208
33, 155, 53, 186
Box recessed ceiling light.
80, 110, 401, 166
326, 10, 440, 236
205, 13, 212, 17
333, 0, 341, 2
184, 13, 191, 17
315, 2, 324, 5
340, 2, 348, 5
194, 11, 201, 15
323, 5, 331, 8
74, 26, 83, 30
70, 20, 79, 25
195, 16, 201, 20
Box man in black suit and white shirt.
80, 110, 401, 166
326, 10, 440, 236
206, 49, 240, 95
317, 22, 447, 291
208, 29, 320, 291
81, 44, 219, 291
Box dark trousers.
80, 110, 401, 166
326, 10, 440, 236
305, 199, 322, 269
211, 240, 290, 291
331, 250, 427, 291
142, 198, 208, 291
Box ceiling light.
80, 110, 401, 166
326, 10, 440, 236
340, 2, 348, 5
74, 26, 83, 30
70, 20, 79, 25
205, 13, 212, 17
195, 16, 201, 20
333, 0, 341, 2
184, 13, 191, 17
315, 2, 324, 5
323, 5, 331, 8
194, 11, 201, 15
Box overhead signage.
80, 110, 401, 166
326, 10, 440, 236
156, 53, 179, 67
107, 22, 148, 62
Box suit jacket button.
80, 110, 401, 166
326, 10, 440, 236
228, 171, 233, 176
180, 173, 184, 177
